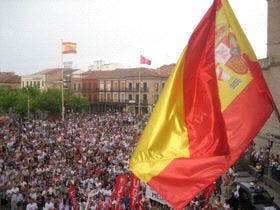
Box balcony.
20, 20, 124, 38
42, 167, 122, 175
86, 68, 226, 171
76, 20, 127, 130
125, 87, 149, 92
81, 87, 149, 92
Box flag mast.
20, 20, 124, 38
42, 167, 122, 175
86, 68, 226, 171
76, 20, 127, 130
138, 67, 141, 115
61, 39, 65, 122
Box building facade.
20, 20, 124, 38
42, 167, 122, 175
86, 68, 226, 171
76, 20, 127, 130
256, 0, 280, 154
21, 68, 76, 90
81, 68, 169, 114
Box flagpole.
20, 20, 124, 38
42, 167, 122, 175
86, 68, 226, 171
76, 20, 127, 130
61, 39, 65, 122
27, 92, 30, 120
138, 67, 141, 115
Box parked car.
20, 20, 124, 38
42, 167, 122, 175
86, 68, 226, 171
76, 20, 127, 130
238, 181, 279, 210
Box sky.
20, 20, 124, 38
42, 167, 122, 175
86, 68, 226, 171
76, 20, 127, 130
0, 0, 267, 76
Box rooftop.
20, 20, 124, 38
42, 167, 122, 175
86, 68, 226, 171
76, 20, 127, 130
0, 72, 21, 83
84, 67, 162, 79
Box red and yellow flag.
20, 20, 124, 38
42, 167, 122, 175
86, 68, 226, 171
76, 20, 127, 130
129, 0, 273, 209
62, 42, 77, 54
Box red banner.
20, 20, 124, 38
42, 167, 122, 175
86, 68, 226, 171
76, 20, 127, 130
112, 173, 128, 210
97, 195, 104, 210
68, 185, 78, 210
129, 173, 141, 209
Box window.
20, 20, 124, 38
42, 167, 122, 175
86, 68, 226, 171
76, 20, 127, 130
143, 94, 147, 102
136, 83, 140, 91
100, 93, 104, 101
143, 82, 147, 91
154, 95, 159, 103
162, 82, 165, 89
107, 93, 111, 101
106, 81, 111, 91
114, 81, 118, 90
26, 81, 29, 87
88, 83, 92, 90
74, 83, 76, 90
78, 83, 81, 90
120, 93, 125, 102
113, 93, 118, 101
136, 94, 139, 102
128, 94, 133, 100
22, 81, 24, 87
128, 83, 132, 91
252, 192, 272, 204
121, 82, 125, 90
30, 81, 33, 86
37, 81, 40, 88
100, 81, 104, 90
155, 82, 159, 91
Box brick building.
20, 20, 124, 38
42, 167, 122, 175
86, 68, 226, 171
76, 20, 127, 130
81, 67, 170, 114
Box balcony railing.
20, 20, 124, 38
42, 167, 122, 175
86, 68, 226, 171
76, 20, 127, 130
80, 87, 149, 92
126, 87, 149, 92
92, 99, 149, 105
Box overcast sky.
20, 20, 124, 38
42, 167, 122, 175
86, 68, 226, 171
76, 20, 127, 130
0, 0, 267, 75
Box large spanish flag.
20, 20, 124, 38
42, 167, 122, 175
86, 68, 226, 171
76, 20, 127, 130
62, 42, 77, 54
129, 0, 273, 209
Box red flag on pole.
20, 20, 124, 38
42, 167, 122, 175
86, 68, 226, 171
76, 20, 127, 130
140, 55, 152, 65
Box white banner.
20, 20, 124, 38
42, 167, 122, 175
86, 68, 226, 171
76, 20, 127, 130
145, 186, 168, 205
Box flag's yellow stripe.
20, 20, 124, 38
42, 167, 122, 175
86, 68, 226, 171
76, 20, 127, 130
216, 0, 254, 110
221, 0, 257, 61
62, 44, 76, 52
130, 48, 190, 183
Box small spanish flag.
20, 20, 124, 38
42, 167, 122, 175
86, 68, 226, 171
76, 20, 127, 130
129, 0, 273, 209
62, 42, 77, 54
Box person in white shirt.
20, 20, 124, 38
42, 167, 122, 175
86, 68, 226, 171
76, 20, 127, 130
43, 198, 54, 210
26, 200, 38, 210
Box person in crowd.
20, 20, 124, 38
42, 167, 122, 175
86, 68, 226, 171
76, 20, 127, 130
213, 195, 223, 210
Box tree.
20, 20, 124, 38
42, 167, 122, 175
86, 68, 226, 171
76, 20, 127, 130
64, 90, 89, 113
0, 87, 89, 119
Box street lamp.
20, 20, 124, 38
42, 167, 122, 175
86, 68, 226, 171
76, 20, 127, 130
268, 138, 274, 153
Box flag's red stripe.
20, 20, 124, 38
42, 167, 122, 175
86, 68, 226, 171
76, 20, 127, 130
183, 0, 229, 157
148, 79, 273, 209
62, 50, 77, 54
62, 42, 77, 45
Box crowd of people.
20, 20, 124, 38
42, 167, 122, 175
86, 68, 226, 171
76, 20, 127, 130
0, 113, 154, 209
247, 143, 280, 182
0, 112, 279, 210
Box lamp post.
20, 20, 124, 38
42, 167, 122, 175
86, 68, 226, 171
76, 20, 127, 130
27, 93, 30, 120
268, 137, 274, 154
